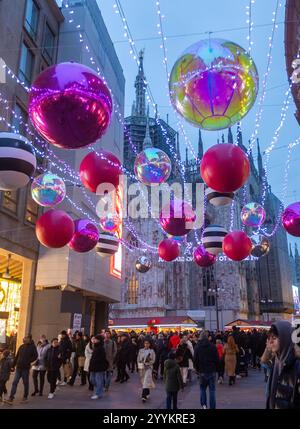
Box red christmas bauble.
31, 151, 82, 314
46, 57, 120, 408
200, 143, 250, 192
222, 230, 252, 261
79, 150, 121, 193
36, 209, 75, 248
158, 238, 180, 261
193, 245, 216, 267
160, 199, 196, 236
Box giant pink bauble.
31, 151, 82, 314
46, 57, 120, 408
36, 209, 75, 248
158, 238, 180, 261
200, 144, 250, 192
160, 200, 196, 236
29, 62, 112, 149
222, 231, 252, 261
68, 219, 99, 252
282, 202, 300, 237
79, 150, 121, 193
193, 245, 216, 267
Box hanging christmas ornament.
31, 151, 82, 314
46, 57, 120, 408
79, 150, 121, 193
202, 224, 227, 255
31, 172, 66, 207
241, 202, 266, 227
167, 234, 187, 246
134, 147, 171, 186
282, 202, 300, 237
158, 238, 180, 261
169, 38, 258, 130
95, 232, 119, 257
250, 234, 270, 258
160, 199, 196, 236
0, 132, 36, 191
68, 219, 99, 253
36, 209, 74, 248
29, 62, 112, 149
200, 143, 250, 193
99, 212, 121, 233
222, 231, 252, 261
205, 187, 234, 207
193, 245, 216, 267
135, 256, 152, 273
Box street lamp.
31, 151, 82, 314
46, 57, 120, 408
208, 285, 225, 331
260, 297, 273, 322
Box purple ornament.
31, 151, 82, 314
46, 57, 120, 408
68, 219, 99, 252
160, 199, 196, 236
193, 245, 216, 267
282, 202, 300, 237
29, 62, 112, 149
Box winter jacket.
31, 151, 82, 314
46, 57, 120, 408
116, 339, 131, 366
216, 343, 224, 360
177, 343, 193, 367
104, 339, 117, 371
89, 343, 109, 373
45, 346, 62, 372
59, 336, 73, 363
32, 342, 50, 371
13, 341, 38, 370
137, 348, 156, 389
163, 359, 184, 392
168, 335, 180, 350
73, 338, 86, 357
223, 343, 238, 376
194, 338, 219, 374
0, 356, 12, 382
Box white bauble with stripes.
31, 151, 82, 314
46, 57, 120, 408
202, 224, 227, 255
0, 132, 36, 191
96, 232, 119, 257
205, 187, 234, 207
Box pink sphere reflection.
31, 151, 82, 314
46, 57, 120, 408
193, 245, 216, 267
29, 62, 112, 149
282, 202, 300, 237
68, 219, 99, 252
160, 200, 196, 236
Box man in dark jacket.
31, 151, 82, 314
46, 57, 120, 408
59, 330, 73, 385
266, 321, 300, 409
45, 338, 62, 399
116, 334, 131, 383
194, 331, 219, 409
89, 335, 108, 400
6, 334, 38, 404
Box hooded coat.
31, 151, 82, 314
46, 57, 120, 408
267, 321, 300, 409
163, 358, 184, 392
194, 338, 219, 374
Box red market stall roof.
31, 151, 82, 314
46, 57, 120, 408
225, 319, 273, 330
109, 316, 198, 330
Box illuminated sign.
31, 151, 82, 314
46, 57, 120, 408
110, 185, 122, 279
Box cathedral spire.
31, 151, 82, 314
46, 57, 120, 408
221, 133, 225, 143
198, 130, 203, 159
185, 148, 189, 165
131, 100, 136, 116
228, 127, 233, 144
135, 49, 146, 117
237, 122, 243, 148
143, 105, 152, 149
257, 137, 264, 179
290, 242, 293, 258
176, 132, 181, 160
295, 242, 299, 258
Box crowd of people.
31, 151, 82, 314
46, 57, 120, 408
0, 320, 299, 409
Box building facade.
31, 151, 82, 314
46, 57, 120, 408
112, 53, 294, 329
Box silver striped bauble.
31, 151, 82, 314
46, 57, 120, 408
205, 187, 234, 207
96, 232, 119, 257
202, 224, 227, 255
0, 132, 36, 191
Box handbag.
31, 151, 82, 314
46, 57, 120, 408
138, 362, 144, 370
78, 356, 85, 367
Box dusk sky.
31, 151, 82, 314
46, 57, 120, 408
99, 0, 300, 249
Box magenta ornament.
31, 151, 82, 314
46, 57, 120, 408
160, 199, 196, 236
282, 202, 300, 237
68, 219, 99, 252
29, 62, 112, 149
193, 245, 216, 267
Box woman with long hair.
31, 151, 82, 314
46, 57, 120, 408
137, 338, 156, 403
223, 335, 239, 386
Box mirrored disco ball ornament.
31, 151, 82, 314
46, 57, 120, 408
135, 256, 152, 273
167, 234, 187, 246
31, 172, 66, 207
68, 219, 99, 253
241, 202, 266, 227
29, 62, 112, 149
134, 147, 172, 185
250, 234, 270, 258
169, 39, 259, 130
99, 213, 121, 233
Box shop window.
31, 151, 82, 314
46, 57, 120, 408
11, 103, 28, 135
0, 278, 21, 340
24, 0, 39, 40
2, 190, 18, 214
127, 275, 139, 304
43, 23, 55, 64
25, 187, 38, 224
19, 42, 34, 86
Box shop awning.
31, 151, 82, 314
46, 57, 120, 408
225, 319, 272, 330
109, 315, 198, 330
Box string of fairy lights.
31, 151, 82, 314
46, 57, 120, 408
0, 0, 298, 259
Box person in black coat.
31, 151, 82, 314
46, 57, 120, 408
194, 332, 219, 409
116, 334, 131, 383
6, 334, 38, 404
45, 338, 62, 399
59, 330, 73, 384
89, 335, 108, 400
0, 350, 12, 400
